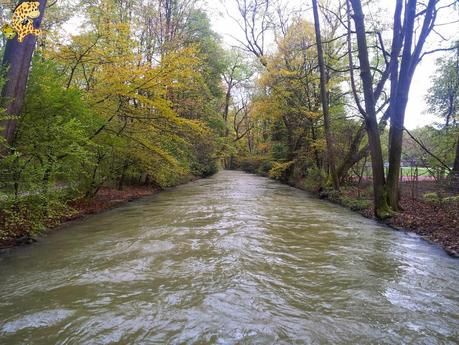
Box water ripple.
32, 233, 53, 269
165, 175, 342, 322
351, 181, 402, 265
0, 171, 458, 344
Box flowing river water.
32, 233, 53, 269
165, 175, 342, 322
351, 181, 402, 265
0, 171, 458, 344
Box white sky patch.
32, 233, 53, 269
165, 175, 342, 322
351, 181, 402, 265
406, 55, 438, 129
62, 14, 84, 36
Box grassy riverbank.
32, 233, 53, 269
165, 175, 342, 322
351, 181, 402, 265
0, 176, 198, 249
233, 161, 459, 257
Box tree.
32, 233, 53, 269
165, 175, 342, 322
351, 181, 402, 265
386, 0, 444, 210
221, 50, 253, 134
427, 47, 459, 182
250, 19, 327, 180
232, 0, 272, 67
1, 0, 47, 147
1, 0, 229, 239
348, 0, 392, 219
347, 0, 456, 216
311, 0, 339, 190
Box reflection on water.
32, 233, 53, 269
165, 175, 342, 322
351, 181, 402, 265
0, 171, 458, 344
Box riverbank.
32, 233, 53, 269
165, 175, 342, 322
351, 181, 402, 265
233, 162, 458, 257
0, 186, 159, 249
63, 186, 161, 221
0, 175, 199, 249
294, 178, 459, 258
333, 183, 458, 257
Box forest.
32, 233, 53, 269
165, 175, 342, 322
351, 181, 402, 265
0, 0, 458, 252
1, 1, 459, 343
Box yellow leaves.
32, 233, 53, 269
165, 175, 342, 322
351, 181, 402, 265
306, 110, 321, 121
257, 142, 270, 153
281, 19, 315, 47
251, 97, 281, 121
278, 68, 297, 78
269, 161, 294, 180
311, 138, 326, 152
40, 1, 221, 184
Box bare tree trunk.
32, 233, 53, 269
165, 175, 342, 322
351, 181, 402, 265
1, 0, 47, 147
223, 86, 232, 137
310, 124, 321, 169
386, 0, 415, 211
350, 0, 391, 219
386, 0, 437, 209
311, 0, 339, 191
118, 160, 130, 191
452, 133, 459, 186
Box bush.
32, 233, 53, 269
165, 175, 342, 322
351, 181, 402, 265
321, 188, 340, 201
423, 192, 459, 204
340, 195, 371, 211
268, 161, 294, 180
442, 195, 459, 203
423, 192, 441, 203
303, 167, 325, 193
0, 191, 74, 242
190, 159, 219, 178
258, 160, 272, 175
233, 156, 268, 174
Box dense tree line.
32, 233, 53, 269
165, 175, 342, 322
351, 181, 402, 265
0, 0, 229, 236
0, 0, 458, 240
227, 0, 458, 218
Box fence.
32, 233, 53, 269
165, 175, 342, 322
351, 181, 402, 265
350, 162, 456, 200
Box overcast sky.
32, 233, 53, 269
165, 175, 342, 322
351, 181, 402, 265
208, 0, 459, 130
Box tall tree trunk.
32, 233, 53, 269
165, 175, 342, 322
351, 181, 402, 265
452, 133, 459, 184
1, 0, 47, 147
310, 124, 321, 169
386, 0, 416, 211
223, 85, 232, 137
350, 0, 392, 219
386, 0, 437, 210
311, 0, 339, 191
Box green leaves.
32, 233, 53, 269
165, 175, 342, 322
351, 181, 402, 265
427, 50, 459, 127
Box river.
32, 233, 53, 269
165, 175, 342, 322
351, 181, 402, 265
0, 171, 458, 344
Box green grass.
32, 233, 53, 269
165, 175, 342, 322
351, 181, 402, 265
397, 167, 431, 177
360, 167, 433, 177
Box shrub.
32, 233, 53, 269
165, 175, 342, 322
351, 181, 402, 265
233, 156, 266, 174
258, 160, 272, 175
0, 191, 75, 242
443, 195, 459, 203
303, 167, 325, 193
269, 161, 294, 180
423, 192, 440, 203
340, 195, 371, 211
